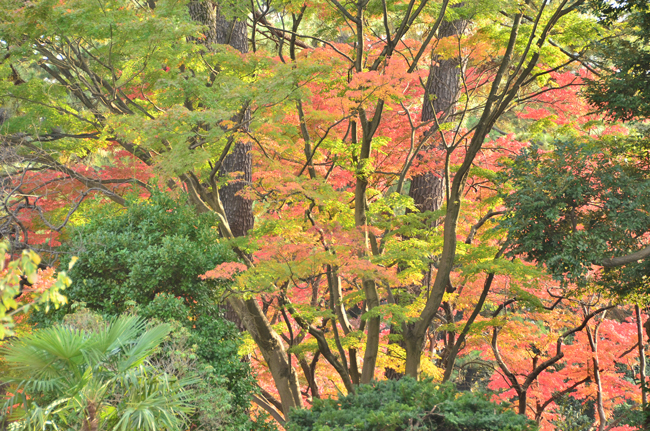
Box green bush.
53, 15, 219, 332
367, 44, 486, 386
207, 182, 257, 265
139, 292, 191, 323
31, 192, 268, 430
287, 378, 537, 431
57, 192, 235, 315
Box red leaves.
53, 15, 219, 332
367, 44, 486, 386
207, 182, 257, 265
200, 262, 248, 281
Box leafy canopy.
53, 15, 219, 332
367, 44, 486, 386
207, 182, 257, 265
55, 191, 234, 316
499, 137, 650, 296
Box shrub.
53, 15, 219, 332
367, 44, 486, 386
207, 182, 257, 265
287, 378, 537, 431
56, 192, 235, 315
30, 192, 267, 430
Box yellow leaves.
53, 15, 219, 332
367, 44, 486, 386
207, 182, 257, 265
443, 291, 459, 303
398, 269, 426, 286
420, 357, 444, 382
405, 292, 428, 318
376, 344, 406, 374
435, 34, 464, 61
238, 332, 258, 357
0, 243, 71, 339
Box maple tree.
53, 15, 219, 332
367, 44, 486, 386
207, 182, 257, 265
0, 0, 649, 428
0, 242, 69, 338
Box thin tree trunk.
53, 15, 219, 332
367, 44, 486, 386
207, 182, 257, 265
636, 305, 648, 422
354, 118, 383, 384
328, 265, 361, 384
587, 319, 606, 431
385, 16, 469, 381
403, 10, 525, 378
396, 16, 469, 380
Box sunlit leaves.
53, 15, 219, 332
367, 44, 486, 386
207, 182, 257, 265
0, 242, 70, 339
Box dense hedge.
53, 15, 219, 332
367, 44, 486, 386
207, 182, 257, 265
287, 378, 537, 431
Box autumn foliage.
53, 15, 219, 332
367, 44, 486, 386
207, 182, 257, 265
0, 0, 649, 429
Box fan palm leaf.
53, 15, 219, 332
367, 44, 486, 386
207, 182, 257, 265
1, 315, 191, 431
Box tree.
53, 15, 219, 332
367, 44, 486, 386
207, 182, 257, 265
0, 0, 614, 417
1, 315, 194, 430
500, 137, 650, 296
52, 192, 234, 316
497, 0, 650, 295
29, 192, 265, 429
287, 378, 536, 431
408, 6, 469, 215
586, 0, 650, 121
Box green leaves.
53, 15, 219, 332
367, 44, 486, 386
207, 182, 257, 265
1, 315, 193, 431
0, 242, 70, 339
287, 378, 537, 431
51, 192, 233, 315
500, 138, 650, 295
585, 0, 650, 121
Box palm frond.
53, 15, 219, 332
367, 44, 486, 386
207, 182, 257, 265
2, 316, 189, 431
117, 323, 170, 372
88, 315, 146, 358
108, 367, 194, 431
1, 325, 88, 382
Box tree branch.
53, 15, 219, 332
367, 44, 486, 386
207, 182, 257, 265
601, 243, 650, 268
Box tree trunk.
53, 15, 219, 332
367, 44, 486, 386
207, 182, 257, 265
637, 305, 650, 428
586, 312, 607, 431
589, 330, 606, 431
187, 1, 302, 413
637, 305, 647, 406
187, 1, 254, 237
219, 139, 253, 237
394, 16, 468, 380
211, 4, 254, 238
228, 295, 303, 415
518, 391, 527, 416
409, 17, 468, 214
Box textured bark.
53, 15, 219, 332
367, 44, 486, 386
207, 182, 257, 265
212, 4, 253, 238
219, 139, 253, 237
187, 1, 302, 413
409, 17, 468, 215
409, 172, 445, 215
188, 2, 254, 237
187, 2, 248, 51
420, 19, 467, 123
